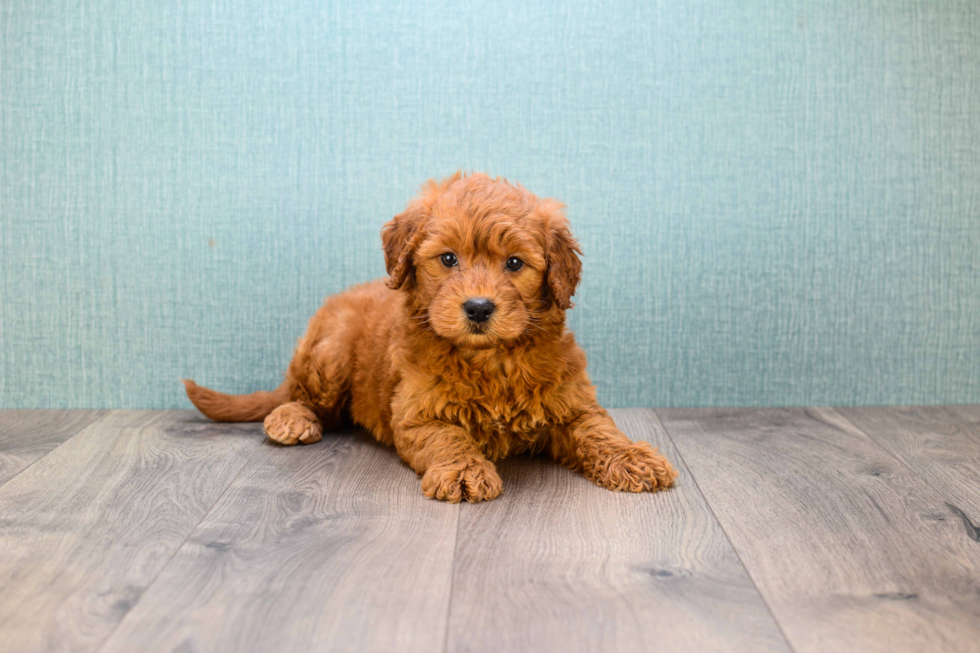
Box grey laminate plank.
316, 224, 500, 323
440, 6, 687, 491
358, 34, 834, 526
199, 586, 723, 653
0, 410, 107, 486
445, 408, 790, 653
0, 410, 263, 653
834, 406, 980, 534
98, 430, 459, 653
658, 407, 980, 653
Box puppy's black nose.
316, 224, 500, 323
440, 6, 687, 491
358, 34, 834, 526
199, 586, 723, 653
463, 298, 495, 323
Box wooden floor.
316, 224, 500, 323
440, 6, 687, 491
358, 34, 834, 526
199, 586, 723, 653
1, 408, 979, 652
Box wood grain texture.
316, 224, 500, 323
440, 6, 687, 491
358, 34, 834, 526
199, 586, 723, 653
0, 410, 262, 653
98, 430, 459, 653
834, 406, 980, 538
5, 408, 980, 652
445, 408, 790, 653
0, 410, 107, 486
658, 407, 980, 653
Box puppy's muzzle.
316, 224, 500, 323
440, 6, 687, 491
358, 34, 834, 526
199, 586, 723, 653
463, 298, 495, 324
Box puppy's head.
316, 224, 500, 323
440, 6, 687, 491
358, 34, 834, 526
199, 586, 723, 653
382, 172, 582, 348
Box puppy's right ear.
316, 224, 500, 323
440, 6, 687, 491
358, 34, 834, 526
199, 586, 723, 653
382, 202, 427, 289
382, 174, 460, 289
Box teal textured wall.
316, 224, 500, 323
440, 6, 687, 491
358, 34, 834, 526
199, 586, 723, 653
2, 1, 979, 409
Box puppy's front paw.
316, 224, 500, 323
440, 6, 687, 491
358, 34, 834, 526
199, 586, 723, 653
264, 402, 322, 445
588, 442, 678, 492
421, 460, 503, 503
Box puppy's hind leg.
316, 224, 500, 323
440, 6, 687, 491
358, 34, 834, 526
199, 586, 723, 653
264, 402, 323, 445
271, 305, 358, 446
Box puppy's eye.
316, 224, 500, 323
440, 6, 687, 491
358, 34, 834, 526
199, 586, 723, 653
505, 257, 524, 272
440, 253, 458, 267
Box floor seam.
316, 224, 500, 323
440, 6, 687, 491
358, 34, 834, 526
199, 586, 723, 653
440, 501, 464, 653
815, 407, 937, 483
91, 435, 265, 653
651, 408, 799, 653
815, 407, 980, 539
0, 410, 114, 491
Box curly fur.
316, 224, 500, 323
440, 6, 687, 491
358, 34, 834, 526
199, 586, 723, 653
184, 172, 677, 502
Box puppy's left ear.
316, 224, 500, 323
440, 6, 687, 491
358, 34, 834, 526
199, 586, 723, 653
381, 201, 428, 290
537, 200, 583, 310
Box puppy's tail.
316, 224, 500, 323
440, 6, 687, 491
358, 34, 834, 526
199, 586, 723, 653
182, 378, 291, 422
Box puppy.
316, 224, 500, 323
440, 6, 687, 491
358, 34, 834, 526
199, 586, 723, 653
184, 173, 677, 502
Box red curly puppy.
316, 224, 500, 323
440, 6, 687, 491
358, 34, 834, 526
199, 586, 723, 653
184, 173, 677, 502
